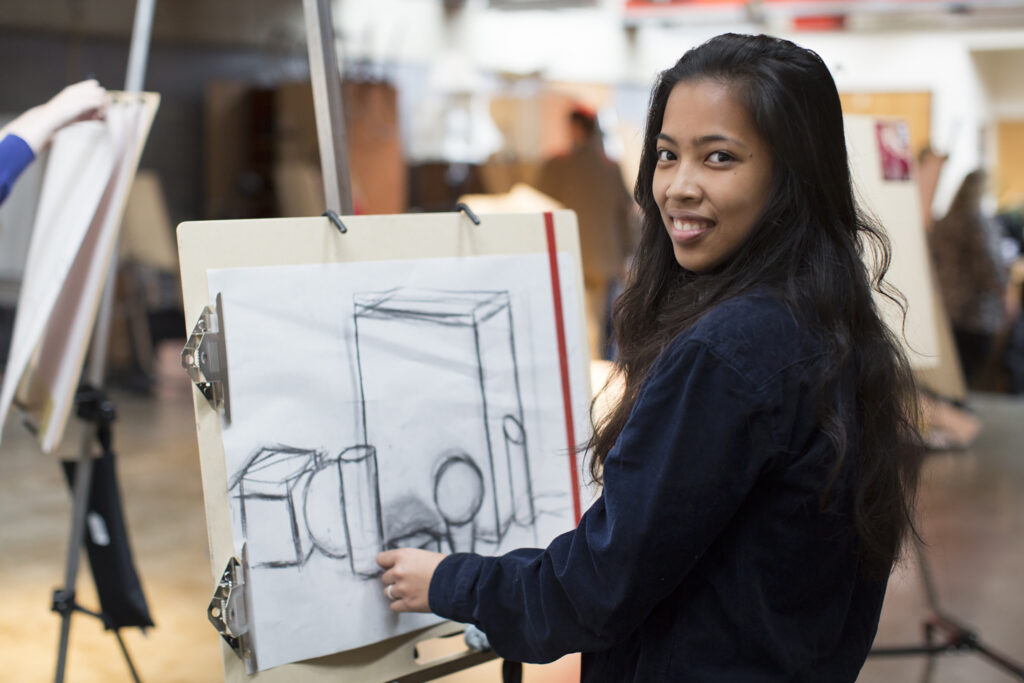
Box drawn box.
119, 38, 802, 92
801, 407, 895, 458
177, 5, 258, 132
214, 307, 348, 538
353, 289, 535, 553
229, 447, 320, 569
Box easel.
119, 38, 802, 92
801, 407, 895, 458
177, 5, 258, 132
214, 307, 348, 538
52, 0, 156, 681
186, 2, 516, 680
868, 516, 1024, 680
182, 208, 591, 680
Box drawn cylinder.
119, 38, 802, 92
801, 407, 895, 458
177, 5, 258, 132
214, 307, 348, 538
339, 445, 383, 577
304, 458, 348, 559
502, 415, 534, 526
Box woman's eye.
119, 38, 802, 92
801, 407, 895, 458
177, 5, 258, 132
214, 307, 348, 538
707, 151, 736, 163
656, 149, 675, 162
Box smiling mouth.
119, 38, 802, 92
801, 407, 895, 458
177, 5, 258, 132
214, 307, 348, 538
671, 218, 714, 239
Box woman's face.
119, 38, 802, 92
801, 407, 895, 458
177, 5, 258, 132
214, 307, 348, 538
652, 79, 773, 273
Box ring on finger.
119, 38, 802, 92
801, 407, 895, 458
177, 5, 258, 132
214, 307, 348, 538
386, 584, 396, 601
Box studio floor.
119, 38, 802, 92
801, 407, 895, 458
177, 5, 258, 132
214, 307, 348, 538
2, 344, 1023, 682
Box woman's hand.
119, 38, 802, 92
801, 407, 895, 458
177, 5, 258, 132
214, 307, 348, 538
4, 79, 107, 153
377, 548, 447, 613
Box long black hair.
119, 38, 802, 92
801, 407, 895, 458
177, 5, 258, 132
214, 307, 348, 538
587, 33, 921, 580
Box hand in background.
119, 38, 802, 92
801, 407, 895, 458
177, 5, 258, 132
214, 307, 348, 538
3, 79, 107, 153
377, 548, 447, 613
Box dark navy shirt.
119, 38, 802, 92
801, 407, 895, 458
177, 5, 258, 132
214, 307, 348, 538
429, 290, 887, 682
0, 134, 35, 205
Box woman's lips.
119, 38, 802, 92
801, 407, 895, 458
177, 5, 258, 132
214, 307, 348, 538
670, 217, 714, 242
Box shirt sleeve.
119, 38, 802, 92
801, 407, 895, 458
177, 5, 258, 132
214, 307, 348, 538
428, 337, 782, 663
0, 134, 36, 206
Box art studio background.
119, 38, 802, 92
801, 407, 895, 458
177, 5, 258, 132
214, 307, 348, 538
2, 1, 1024, 681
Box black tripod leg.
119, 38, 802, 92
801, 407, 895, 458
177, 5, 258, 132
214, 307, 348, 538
501, 660, 523, 683
972, 641, 1024, 680
921, 620, 937, 683
872, 535, 1024, 680
54, 446, 97, 683
112, 629, 142, 683
919, 651, 936, 683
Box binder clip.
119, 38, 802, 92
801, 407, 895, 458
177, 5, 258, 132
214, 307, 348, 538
208, 554, 254, 669
182, 292, 231, 423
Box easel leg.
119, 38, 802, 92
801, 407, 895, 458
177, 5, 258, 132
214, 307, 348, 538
50, 0, 155, 678
113, 628, 143, 683
501, 660, 523, 683
869, 534, 1024, 680
53, 430, 96, 683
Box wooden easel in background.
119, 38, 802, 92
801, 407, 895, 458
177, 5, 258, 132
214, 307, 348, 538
53, 1, 157, 681
190, 1, 519, 680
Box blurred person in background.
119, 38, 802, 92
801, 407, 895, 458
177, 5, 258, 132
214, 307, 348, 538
536, 106, 637, 360
929, 170, 1010, 389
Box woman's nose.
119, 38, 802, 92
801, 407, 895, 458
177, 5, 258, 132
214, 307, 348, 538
666, 166, 702, 202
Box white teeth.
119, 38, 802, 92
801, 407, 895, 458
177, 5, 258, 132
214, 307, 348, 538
672, 219, 708, 233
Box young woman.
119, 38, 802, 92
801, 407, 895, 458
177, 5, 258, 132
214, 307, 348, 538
377, 33, 921, 681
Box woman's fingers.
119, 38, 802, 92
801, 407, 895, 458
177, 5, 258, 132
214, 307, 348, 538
376, 548, 448, 613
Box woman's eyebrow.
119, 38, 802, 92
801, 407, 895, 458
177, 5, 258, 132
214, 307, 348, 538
695, 134, 749, 149
656, 132, 749, 149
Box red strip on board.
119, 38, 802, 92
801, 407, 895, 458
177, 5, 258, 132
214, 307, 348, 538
544, 212, 582, 524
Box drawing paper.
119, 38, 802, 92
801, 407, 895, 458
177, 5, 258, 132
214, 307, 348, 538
208, 252, 587, 671
0, 93, 159, 452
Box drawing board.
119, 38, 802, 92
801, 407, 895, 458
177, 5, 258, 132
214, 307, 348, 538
178, 210, 591, 680
0, 92, 159, 452
844, 115, 942, 371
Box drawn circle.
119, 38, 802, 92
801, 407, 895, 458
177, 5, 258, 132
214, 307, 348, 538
433, 453, 485, 526
304, 460, 349, 558
502, 415, 526, 445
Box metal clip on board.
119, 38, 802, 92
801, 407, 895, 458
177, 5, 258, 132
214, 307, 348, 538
322, 208, 348, 234
208, 553, 255, 671
181, 292, 231, 423
455, 202, 481, 225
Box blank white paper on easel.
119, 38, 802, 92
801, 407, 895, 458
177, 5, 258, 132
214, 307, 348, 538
0, 93, 159, 452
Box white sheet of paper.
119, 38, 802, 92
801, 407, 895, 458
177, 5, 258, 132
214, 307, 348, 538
0, 120, 116, 443
0, 95, 156, 452
208, 252, 588, 671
